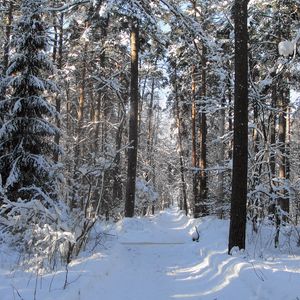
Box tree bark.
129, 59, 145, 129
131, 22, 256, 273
228, 0, 249, 254
228, 77, 233, 160
54, 13, 64, 162
174, 64, 188, 215
270, 84, 277, 180
195, 45, 208, 217
217, 96, 226, 218
191, 65, 198, 217
125, 19, 139, 217
75, 40, 88, 160
113, 103, 125, 203
71, 39, 88, 210
278, 88, 289, 220
145, 56, 158, 184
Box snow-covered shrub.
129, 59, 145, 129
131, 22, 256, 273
0, 185, 75, 270
135, 177, 158, 215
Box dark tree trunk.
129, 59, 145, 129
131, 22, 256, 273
228, 77, 233, 160
195, 45, 208, 217
113, 103, 125, 203
270, 84, 277, 179
71, 39, 88, 210
54, 13, 64, 162
286, 106, 291, 181
191, 65, 198, 216
174, 64, 188, 215
176, 106, 188, 216
228, 0, 249, 254
191, 0, 199, 218
145, 56, 158, 184
198, 45, 208, 216
217, 96, 226, 219
278, 87, 289, 220
125, 19, 139, 217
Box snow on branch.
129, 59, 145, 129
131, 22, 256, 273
48, 0, 90, 12
278, 40, 294, 57
278, 29, 300, 57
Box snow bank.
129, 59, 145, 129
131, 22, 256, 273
0, 208, 300, 300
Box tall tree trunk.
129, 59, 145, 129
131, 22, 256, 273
174, 64, 188, 215
150, 107, 160, 215
113, 103, 125, 203
145, 56, 158, 185
217, 96, 226, 218
228, 0, 249, 254
228, 77, 233, 160
191, 65, 198, 217
71, 40, 88, 210
54, 13, 64, 162
196, 45, 208, 217
286, 105, 291, 181
250, 102, 260, 232
278, 88, 289, 220
94, 94, 102, 155
125, 19, 139, 217
138, 66, 148, 138
270, 84, 277, 181
76, 41, 88, 160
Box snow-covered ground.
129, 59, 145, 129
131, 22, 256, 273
1, 207, 300, 300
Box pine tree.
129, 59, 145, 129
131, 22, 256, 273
125, 18, 139, 217
0, 0, 61, 222
228, 0, 249, 254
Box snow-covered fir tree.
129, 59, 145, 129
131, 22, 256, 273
0, 0, 70, 258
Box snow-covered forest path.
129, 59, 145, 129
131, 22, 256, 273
57, 207, 203, 300
1, 207, 300, 300
45, 207, 300, 300
96, 208, 196, 300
